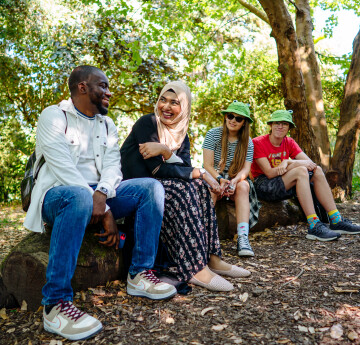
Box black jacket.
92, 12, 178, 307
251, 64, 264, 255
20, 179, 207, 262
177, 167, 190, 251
120, 113, 194, 180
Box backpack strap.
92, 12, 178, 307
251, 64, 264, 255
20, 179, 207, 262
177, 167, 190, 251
104, 117, 108, 135
62, 110, 68, 134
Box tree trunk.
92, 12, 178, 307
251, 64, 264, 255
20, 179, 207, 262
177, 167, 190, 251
257, 0, 320, 163
295, 0, 331, 170
330, 29, 360, 195
1, 228, 124, 311
216, 198, 304, 240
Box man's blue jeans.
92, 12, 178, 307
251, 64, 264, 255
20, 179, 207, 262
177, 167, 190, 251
41, 178, 165, 305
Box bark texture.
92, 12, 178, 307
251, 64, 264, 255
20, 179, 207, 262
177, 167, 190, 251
258, 0, 320, 163
330, 29, 360, 195
295, 0, 331, 170
216, 198, 304, 240
1, 229, 124, 311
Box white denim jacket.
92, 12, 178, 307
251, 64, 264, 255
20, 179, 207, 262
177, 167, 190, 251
24, 98, 122, 233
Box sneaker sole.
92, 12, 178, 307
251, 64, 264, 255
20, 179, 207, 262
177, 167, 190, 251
126, 286, 177, 300
305, 234, 340, 242
331, 229, 360, 234
44, 322, 102, 341
237, 250, 255, 257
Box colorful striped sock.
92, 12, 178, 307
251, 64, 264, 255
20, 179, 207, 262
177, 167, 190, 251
328, 209, 342, 225
307, 214, 320, 230
237, 222, 249, 237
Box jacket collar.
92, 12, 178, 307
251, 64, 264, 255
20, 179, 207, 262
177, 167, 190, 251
58, 98, 105, 119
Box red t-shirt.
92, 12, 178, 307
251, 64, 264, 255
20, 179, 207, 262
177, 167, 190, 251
251, 134, 302, 178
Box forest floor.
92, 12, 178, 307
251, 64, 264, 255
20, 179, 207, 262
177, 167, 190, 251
0, 198, 360, 345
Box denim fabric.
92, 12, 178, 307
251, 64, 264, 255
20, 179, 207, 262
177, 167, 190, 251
41, 186, 93, 305
41, 178, 164, 305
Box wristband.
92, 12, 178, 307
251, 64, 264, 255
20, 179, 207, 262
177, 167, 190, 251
216, 175, 222, 183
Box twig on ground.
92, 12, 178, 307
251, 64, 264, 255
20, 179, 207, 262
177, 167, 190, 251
279, 268, 304, 288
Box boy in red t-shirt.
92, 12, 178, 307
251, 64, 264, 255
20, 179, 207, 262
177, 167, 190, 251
251, 110, 360, 241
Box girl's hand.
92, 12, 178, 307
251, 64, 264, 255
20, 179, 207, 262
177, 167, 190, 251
219, 178, 230, 196
139, 142, 171, 160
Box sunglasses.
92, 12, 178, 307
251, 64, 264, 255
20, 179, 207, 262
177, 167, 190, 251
226, 113, 245, 123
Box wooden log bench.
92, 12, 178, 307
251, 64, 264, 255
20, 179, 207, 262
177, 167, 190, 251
215, 197, 305, 240
0, 226, 125, 311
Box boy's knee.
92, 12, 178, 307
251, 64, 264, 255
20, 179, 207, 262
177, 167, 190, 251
294, 166, 308, 177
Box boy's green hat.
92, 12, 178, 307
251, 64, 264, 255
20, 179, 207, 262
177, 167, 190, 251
221, 101, 253, 123
267, 110, 296, 128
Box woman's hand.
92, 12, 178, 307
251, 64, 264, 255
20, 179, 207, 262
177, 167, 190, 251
139, 142, 172, 160
203, 172, 221, 195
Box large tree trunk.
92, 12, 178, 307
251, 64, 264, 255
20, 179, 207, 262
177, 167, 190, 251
295, 0, 331, 170
257, 0, 320, 163
330, 29, 360, 195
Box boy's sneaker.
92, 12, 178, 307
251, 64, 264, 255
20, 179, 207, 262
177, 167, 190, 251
127, 270, 177, 300
237, 235, 255, 257
43, 300, 102, 341
306, 222, 341, 241
330, 218, 360, 234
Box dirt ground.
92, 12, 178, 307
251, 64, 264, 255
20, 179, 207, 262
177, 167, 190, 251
0, 200, 359, 345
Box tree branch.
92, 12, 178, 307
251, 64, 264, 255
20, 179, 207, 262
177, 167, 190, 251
236, 0, 270, 25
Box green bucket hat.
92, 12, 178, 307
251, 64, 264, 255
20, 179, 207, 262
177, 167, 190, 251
221, 101, 253, 123
267, 110, 296, 128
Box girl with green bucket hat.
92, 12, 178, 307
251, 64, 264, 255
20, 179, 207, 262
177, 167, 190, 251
203, 101, 260, 257
251, 109, 360, 241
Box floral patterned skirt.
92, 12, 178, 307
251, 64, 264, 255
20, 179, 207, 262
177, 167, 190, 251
158, 178, 222, 282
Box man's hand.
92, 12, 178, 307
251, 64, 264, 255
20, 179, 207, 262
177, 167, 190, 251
91, 191, 107, 224
276, 160, 288, 176
94, 210, 120, 248
139, 142, 171, 160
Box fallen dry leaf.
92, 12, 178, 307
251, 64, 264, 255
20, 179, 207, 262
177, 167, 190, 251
348, 331, 358, 341
0, 308, 8, 320
298, 325, 308, 332
211, 324, 228, 331
239, 292, 249, 302
200, 307, 216, 316
165, 317, 175, 324
21, 300, 27, 311
330, 324, 343, 339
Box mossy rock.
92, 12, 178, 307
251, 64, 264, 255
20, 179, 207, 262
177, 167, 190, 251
1, 227, 124, 311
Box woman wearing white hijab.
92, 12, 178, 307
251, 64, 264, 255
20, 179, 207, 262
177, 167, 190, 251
121, 81, 250, 291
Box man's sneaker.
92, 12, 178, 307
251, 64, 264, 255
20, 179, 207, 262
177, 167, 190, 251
330, 218, 360, 234
127, 270, 177, 300
306, 221, 341, 241
237, 235, 254, 257
43, 300, 102, 341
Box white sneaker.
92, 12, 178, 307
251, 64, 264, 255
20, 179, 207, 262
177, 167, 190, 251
43, 300, 102, 341
127, 270, 177, 300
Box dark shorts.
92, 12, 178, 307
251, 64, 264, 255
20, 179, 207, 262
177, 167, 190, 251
254, 172, 314, 202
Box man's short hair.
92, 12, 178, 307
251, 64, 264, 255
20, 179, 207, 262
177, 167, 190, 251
68, 65, 103, 95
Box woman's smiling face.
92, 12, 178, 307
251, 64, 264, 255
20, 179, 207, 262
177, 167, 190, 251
157, 91, 181, 124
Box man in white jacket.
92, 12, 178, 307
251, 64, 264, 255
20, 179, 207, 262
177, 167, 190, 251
24, 66, 176, 341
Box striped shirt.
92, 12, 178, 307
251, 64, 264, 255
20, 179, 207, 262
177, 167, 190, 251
202, 127, 254, 175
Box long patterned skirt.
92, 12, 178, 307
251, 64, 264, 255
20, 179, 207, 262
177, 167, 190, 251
158, 178, 222, 282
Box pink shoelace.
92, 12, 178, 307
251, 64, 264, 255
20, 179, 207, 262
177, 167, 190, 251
56, 300, 85, 321
140, 270, 161, 285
